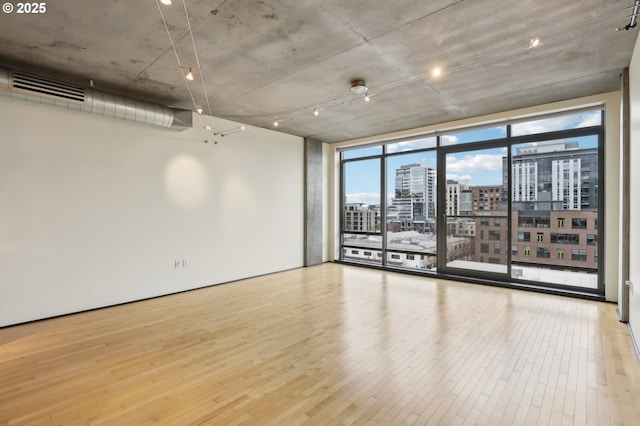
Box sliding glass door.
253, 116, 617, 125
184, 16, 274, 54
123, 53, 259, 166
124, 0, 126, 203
341, 147, 382, 265
438, 145, 509, 277
509, 135, 600, 290
385, 150, 437, 270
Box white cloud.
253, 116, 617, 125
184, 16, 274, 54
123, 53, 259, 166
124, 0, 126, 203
386, 141, 418, 152
446, 174, 472, 181
386, 137, 437, 153
446, 153, 504, 173
441, 135, 459, 145
345, 192, 381, 205
512, 111, 600, 136
576, 111, 601, 128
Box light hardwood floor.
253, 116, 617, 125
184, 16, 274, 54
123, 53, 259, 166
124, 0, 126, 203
1, 263, 639, 425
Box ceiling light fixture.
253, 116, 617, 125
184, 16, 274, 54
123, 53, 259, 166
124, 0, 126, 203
273, 120, 279, 127
196, 106, 203, 114
618, 0, 640, 31
350, 79, 368, 95
364, 92, 371, 102
432, 67, 442, 78
529, 37, 541, 48
314, 108, 319, 116
157, 0, 216, 137
160, 0, 172, 5
214, 125, 247, 137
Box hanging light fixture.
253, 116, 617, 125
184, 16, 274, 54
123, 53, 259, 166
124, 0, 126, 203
196, 105, 203, 114
185, 68, 194, 81
364, 92, 371, 102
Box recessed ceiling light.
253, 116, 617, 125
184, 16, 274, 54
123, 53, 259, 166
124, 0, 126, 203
314, 108, 319, 116
432, 67, 442, 78
529, 37, 541, 48
160, 0, 172, 5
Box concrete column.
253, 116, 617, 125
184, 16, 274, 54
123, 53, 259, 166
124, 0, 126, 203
304, 138, 323, 266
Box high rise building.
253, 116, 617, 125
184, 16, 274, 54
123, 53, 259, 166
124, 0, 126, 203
510, 139, 598, 211
445, 178, 471, 216
391, 163, 436, 229
508, 140, 598, 271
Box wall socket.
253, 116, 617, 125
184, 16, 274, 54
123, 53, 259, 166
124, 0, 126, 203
174, 259, 188, 269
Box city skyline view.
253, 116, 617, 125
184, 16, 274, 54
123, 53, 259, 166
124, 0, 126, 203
344, 110, 601, 205
342, 113, 602, 291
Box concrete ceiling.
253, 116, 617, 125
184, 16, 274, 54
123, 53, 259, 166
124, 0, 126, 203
0, 0, 637, 143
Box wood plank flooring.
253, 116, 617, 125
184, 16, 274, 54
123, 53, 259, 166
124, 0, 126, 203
1, 263, 639, 425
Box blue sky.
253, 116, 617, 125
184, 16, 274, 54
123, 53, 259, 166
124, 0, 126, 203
343, 110, 601, 205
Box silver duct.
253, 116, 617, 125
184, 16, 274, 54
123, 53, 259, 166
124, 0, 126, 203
0, 67, 192, 131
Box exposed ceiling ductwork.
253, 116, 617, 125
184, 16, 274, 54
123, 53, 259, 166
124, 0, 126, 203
0, 67, 192, 131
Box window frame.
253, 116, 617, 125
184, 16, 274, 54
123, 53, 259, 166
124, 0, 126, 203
338, 107, 604, 297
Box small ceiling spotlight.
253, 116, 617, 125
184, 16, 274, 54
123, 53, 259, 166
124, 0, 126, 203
364, 92, 371, 102
160, 0, 172, 4
350, 79, 368, 95
273, 120, 279, 127
205, 125, 212, 131
196, 106, 203, 115
241, 125, 246, 131
185, 68, 194, 81
432, 67, 442, 78
529, 37, 541, 48
314, 108, 319, 116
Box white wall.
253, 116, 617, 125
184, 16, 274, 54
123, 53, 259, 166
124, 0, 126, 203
628, 31, 640, 345
328, 92, 621, 300
0, 95, 304, 327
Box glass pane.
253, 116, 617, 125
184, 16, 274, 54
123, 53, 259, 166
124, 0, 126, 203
511, 135, 599, 288
343, 158, 381, 209
342, 158, 381, 265
341, 145, 382, 160
440, 126, 507, 146
511, 110, 602, 136
386, 251, 436, 271
386, 136, 437, 153
444, 146, 508, 274
386, 151, 438, 270
342, 234, 382, 265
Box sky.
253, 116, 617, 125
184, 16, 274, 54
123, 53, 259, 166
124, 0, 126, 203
343, 110, 601, 205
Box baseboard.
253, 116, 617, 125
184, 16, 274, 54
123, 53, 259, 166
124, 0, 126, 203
628, 322, 640, 363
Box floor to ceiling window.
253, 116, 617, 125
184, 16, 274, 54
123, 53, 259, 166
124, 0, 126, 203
339, 108, 604, 296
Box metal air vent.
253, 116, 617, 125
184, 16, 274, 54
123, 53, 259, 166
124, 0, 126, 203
11, 71, 85, 103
